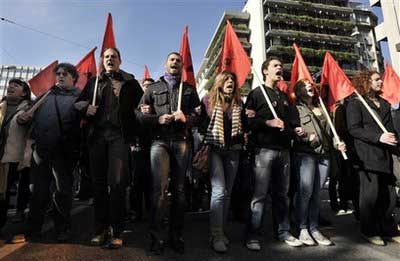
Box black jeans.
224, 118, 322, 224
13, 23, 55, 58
27, 152, 75, 234
149, 140, 190, 241
89, 135, 130, 237
358, 170, 399, 237
0, 163, 19, 229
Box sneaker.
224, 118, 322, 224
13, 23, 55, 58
246, 239, 261, 251
211, 238, 227, 253
91, 231, 107, 246
389, 236, 400, 244
11, 211, 25, 223
299, 229, 316, 246
282, 235, 303, 247
149, 239, 164, 255
107, 238, 123, 249
361, 234, 385, 246
311, 230, 333, 246
222, 234, 230, 246
9, 234, 26, 244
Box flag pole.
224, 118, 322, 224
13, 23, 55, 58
177, 81, 183, 111
91, 59, 102, 106
354, 90, 388, 133
251, 67, 279, 119
318, 97, 348, 160
27, 90, 51, 114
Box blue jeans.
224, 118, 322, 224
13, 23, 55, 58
149, 140, 190, 240
294, 153, 330, 231
247, 148, 291, 240
209, 149, 240, 231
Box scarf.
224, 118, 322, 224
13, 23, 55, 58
205, 100, 242, 147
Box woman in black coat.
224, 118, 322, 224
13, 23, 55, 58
346, 70, 400, 246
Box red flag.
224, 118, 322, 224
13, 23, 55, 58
276, 80, 289, 93
28, 60, 58, 97
320, 52, 355, 111
76, 47, 97, 89
219, 20, 251, 88
179, 26, 196, 87
101, 13, 116, 55
143, 65, 151, 80
290, 43, 314, 89
381, 63, 400, 105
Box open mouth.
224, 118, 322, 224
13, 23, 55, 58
106, 61, 114, 67
276, 71, 283, 79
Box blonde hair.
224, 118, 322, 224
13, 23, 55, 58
208, 71, 241, 114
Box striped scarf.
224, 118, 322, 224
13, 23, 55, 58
205, 101, 242, 147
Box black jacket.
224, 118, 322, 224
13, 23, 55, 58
346, 96, 398, 174
245, 85, 299, 150
139, 77, 201, 140
75, 70, 143, 143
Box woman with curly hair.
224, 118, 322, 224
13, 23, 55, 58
200, 71, 246, 253
346, 70, 400, 246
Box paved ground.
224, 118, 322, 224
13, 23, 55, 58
1, 193, 399, 260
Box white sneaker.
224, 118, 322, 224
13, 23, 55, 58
246, 239, 261, 251
282, 235, 303, 247
299, 229, 316, 246
311, 230, 333, 246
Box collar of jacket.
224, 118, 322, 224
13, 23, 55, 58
99, 69, 134, 82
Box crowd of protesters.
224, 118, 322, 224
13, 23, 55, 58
0, 49, 399, 255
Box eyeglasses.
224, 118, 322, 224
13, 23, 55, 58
55, 72, 69, 77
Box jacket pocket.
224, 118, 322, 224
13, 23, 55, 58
154, 90, 168, 106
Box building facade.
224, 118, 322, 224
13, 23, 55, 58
197, 0, 383, 94
370, 0, 400, 75
0, 64, 41, 98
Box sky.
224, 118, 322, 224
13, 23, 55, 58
0, 0, 389, 79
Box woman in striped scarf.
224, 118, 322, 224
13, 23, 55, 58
200, 71, 246, 253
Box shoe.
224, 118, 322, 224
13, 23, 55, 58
211, 238, 227, 253
169, 237, 185, 254
311, 230, 333, 246
361, 234, 385, 246
390, 236, 400, 244
299, 229, 316, 246
246, 239, 261, 251
149, 239, 164, 255
90, 230, 107, 246
282, 235, 303, 247
11, 211, 25, 223
9, 234, 26, 244
107, 238, 123, 249
222, 235, 230, 246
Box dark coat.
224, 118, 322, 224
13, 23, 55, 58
346, 96, 398, 174
139, 77, 201, 140
75, 70, 143, 144
245, 85, 299, 150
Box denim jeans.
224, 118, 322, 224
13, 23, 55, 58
294, 153, 330, 231
149, 140, 190, 240
247, 148, 291, 240
209, 149, 240, 232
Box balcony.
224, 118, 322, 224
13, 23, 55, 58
265, 13, 355, 31
266, 29, 357, 44
264, 0, 353, 15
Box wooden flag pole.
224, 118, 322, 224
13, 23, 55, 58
27, 90, 51, 114
318, 97, 348, 160
177, 81, 183, 112
91, 59, 102, 106
354, 90, 388, 133
251, 67, 279, 119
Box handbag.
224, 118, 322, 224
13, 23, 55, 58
192, 144, 209, 173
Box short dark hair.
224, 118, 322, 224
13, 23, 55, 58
166, 52, 182, 61
53, 63, 79, 85
103, 47, 121, 60
261, 56, 282, 81
8, 78, 31, 101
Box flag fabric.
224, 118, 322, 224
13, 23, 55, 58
320, 52, 355, 111
381, 63, 400, 105
76, 47, 97, 89
28, 60, 58, 97
290, 43, 314, 88
179, 26, 196, 87
218, 20, 251, 88
143, 65, 151, 80
100, 13, 116, 55
276, 80, 289, 94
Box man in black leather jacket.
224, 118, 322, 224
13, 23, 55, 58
139, 52, 200, 255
